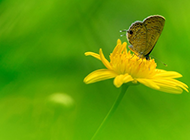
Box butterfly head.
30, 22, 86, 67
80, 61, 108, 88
126, 29, 133, 41
126, 22, 143, 44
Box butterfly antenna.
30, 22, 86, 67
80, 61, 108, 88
151, 56, 167, 67
120, 29, 127, 37
120, 29, 127, 32
120, 34, 126, 37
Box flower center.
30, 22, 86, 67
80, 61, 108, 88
110, 51, 157, 78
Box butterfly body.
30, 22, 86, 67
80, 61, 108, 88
127, 15, 165, 60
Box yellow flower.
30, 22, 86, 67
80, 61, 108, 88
84, 39, 188, 94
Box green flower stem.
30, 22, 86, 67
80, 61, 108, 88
91, 84, 129, 140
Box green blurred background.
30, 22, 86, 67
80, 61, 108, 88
0, 0, 189, 140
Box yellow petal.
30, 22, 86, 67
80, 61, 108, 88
113, 74, 133, 88
170, 79, 189, 89
114, 75, 125, 88
155, 82, 183, 94
119, 42, 127, 54
85, 52, 101, 60
166, 79, 188, 92
153, 78, 188, 93
111, 39, 122, 57
84, 69, 117, 84
117, 39, 121, 45
99, 48, 113, 70
154, 70, 182, 78
137, 79, 160, 90
123, 74, 134, 83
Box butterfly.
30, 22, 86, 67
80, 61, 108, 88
126, 15, 165, 60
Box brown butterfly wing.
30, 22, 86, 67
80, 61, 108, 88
143, 15, 165, 56
127, 22, 147, 57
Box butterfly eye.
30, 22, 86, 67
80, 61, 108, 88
129, 30, 133, 34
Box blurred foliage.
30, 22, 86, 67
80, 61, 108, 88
0, 0, 189, 140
